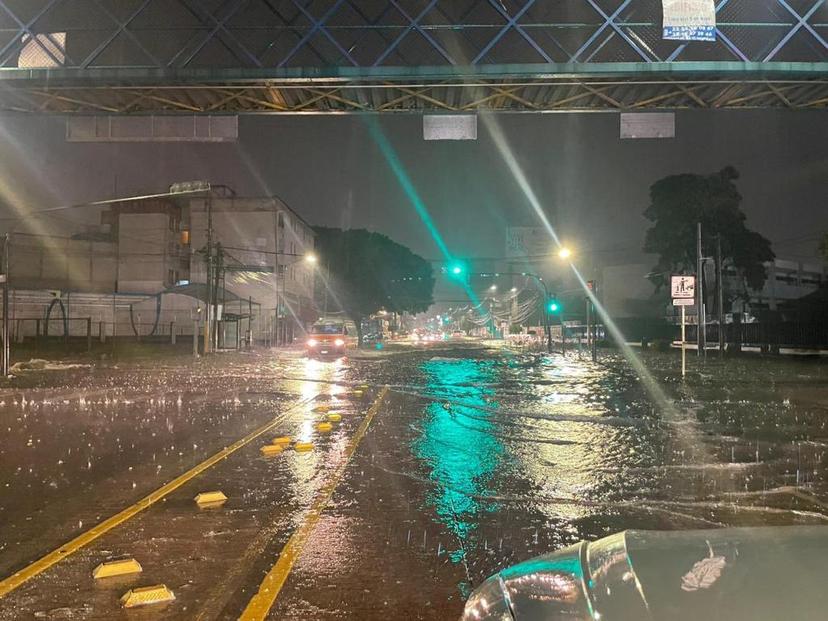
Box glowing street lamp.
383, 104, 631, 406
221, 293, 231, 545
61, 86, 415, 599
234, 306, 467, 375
304, 253, 318, 264
557, 247, 572, 260
489, 284, 497, 291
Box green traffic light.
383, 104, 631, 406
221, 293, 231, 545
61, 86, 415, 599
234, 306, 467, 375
446, 261, 466, 278
548, 301, 560, 313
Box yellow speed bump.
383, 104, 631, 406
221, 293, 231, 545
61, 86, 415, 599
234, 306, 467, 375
121, 584, 175, 608
260, 444, 283, 456
272, 436, 291, 446
312, 405, 331, 413
327, 413, 342, 422
316, 422, 333, 433
194, 491, 227, 507
294, 442, 314, 452
92, 558, 142, 579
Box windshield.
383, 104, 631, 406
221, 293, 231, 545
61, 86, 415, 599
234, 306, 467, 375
0, 4, 826, 621
310, 324, 344, 335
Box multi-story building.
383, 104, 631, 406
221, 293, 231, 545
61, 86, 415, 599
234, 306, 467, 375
3, 190, 316, 345
729, 258, 827, 315
185, 195, 316, 345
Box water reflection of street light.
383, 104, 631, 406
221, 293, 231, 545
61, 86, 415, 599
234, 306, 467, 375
489, 284, 497, 291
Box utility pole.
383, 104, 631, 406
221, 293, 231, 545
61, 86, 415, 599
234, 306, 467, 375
716, 234, 725, 356
213, 243, 223, 350
696, 222, 706, 356
204, 196, 213, 354
585, 295, 591, 355
591, 281, 598, 363
1, 234, 9, 376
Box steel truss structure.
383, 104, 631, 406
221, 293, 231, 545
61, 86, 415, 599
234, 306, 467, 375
0, 0, 826, 113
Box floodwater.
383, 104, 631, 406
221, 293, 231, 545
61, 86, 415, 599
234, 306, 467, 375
0, 345, 826, 619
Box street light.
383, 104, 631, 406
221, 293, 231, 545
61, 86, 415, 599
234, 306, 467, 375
510, 287, 517, 293
304, 252, 318, 264
489, 284, 497, 291
557, 247, 572, 260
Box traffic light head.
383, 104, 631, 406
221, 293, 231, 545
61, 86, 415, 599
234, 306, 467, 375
548, 299, 561, 313
445, 261, 467, 280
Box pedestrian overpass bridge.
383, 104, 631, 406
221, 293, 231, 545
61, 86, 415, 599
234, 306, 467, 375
0, 0, 826, 113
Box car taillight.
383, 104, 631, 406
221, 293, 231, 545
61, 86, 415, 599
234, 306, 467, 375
307, 339, 318, 347
334, 338, 345, 347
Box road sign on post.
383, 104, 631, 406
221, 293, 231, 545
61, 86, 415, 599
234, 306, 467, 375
671, 274, 696, 378
671, 274, 695, 299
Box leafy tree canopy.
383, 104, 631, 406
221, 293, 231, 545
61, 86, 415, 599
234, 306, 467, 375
643, 166, 774, 293
313, 227, 434, 343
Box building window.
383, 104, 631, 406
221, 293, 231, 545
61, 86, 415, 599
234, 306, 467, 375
180, 230, 190, 245
278, 213, 285, 229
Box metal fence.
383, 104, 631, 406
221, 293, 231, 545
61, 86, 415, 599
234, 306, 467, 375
686, 322, 828, 350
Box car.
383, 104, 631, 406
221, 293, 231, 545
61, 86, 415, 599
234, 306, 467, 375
305, 320, 357, 357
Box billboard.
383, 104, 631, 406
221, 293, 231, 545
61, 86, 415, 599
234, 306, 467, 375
662, 0, 716, 42
506, 227, 549, 258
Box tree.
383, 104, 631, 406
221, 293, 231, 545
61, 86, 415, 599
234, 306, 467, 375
643, 166, 774, 302
313, 227, 434, 345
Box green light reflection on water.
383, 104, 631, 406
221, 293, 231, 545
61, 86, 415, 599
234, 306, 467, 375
412, 358, 505, 561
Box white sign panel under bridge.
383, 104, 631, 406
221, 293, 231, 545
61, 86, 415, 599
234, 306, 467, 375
662, 0, 716, 41
506, 227, 549, 258
671, 274, 696, 299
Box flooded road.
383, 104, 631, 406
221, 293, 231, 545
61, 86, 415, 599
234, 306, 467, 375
0, 344, 826, 619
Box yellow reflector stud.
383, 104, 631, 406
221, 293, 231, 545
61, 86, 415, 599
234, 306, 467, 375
294, 442, 314, 452
272, 436, 291, 446
260, 444, 283, 456
312, 405, 331, 413
358, 384, 369, 390
120, 584, 175, 608
194, 491, 227, 507
316, 422, 333, 432
92, 558, 143, 579
351, 390, 364, 397
327, 413, 342, 422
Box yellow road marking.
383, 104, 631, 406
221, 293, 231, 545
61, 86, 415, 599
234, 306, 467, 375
0, 394, 318, 599
239, 386, 390, 621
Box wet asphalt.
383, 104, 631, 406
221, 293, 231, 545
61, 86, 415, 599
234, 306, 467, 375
0, 343, 826, 619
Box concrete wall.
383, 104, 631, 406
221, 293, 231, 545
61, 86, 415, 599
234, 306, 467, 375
8, 235, 116, 292
117, 212, 175, 293
4, 290, 261, 341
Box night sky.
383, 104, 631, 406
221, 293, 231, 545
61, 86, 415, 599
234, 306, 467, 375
0, 109, 826, 269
